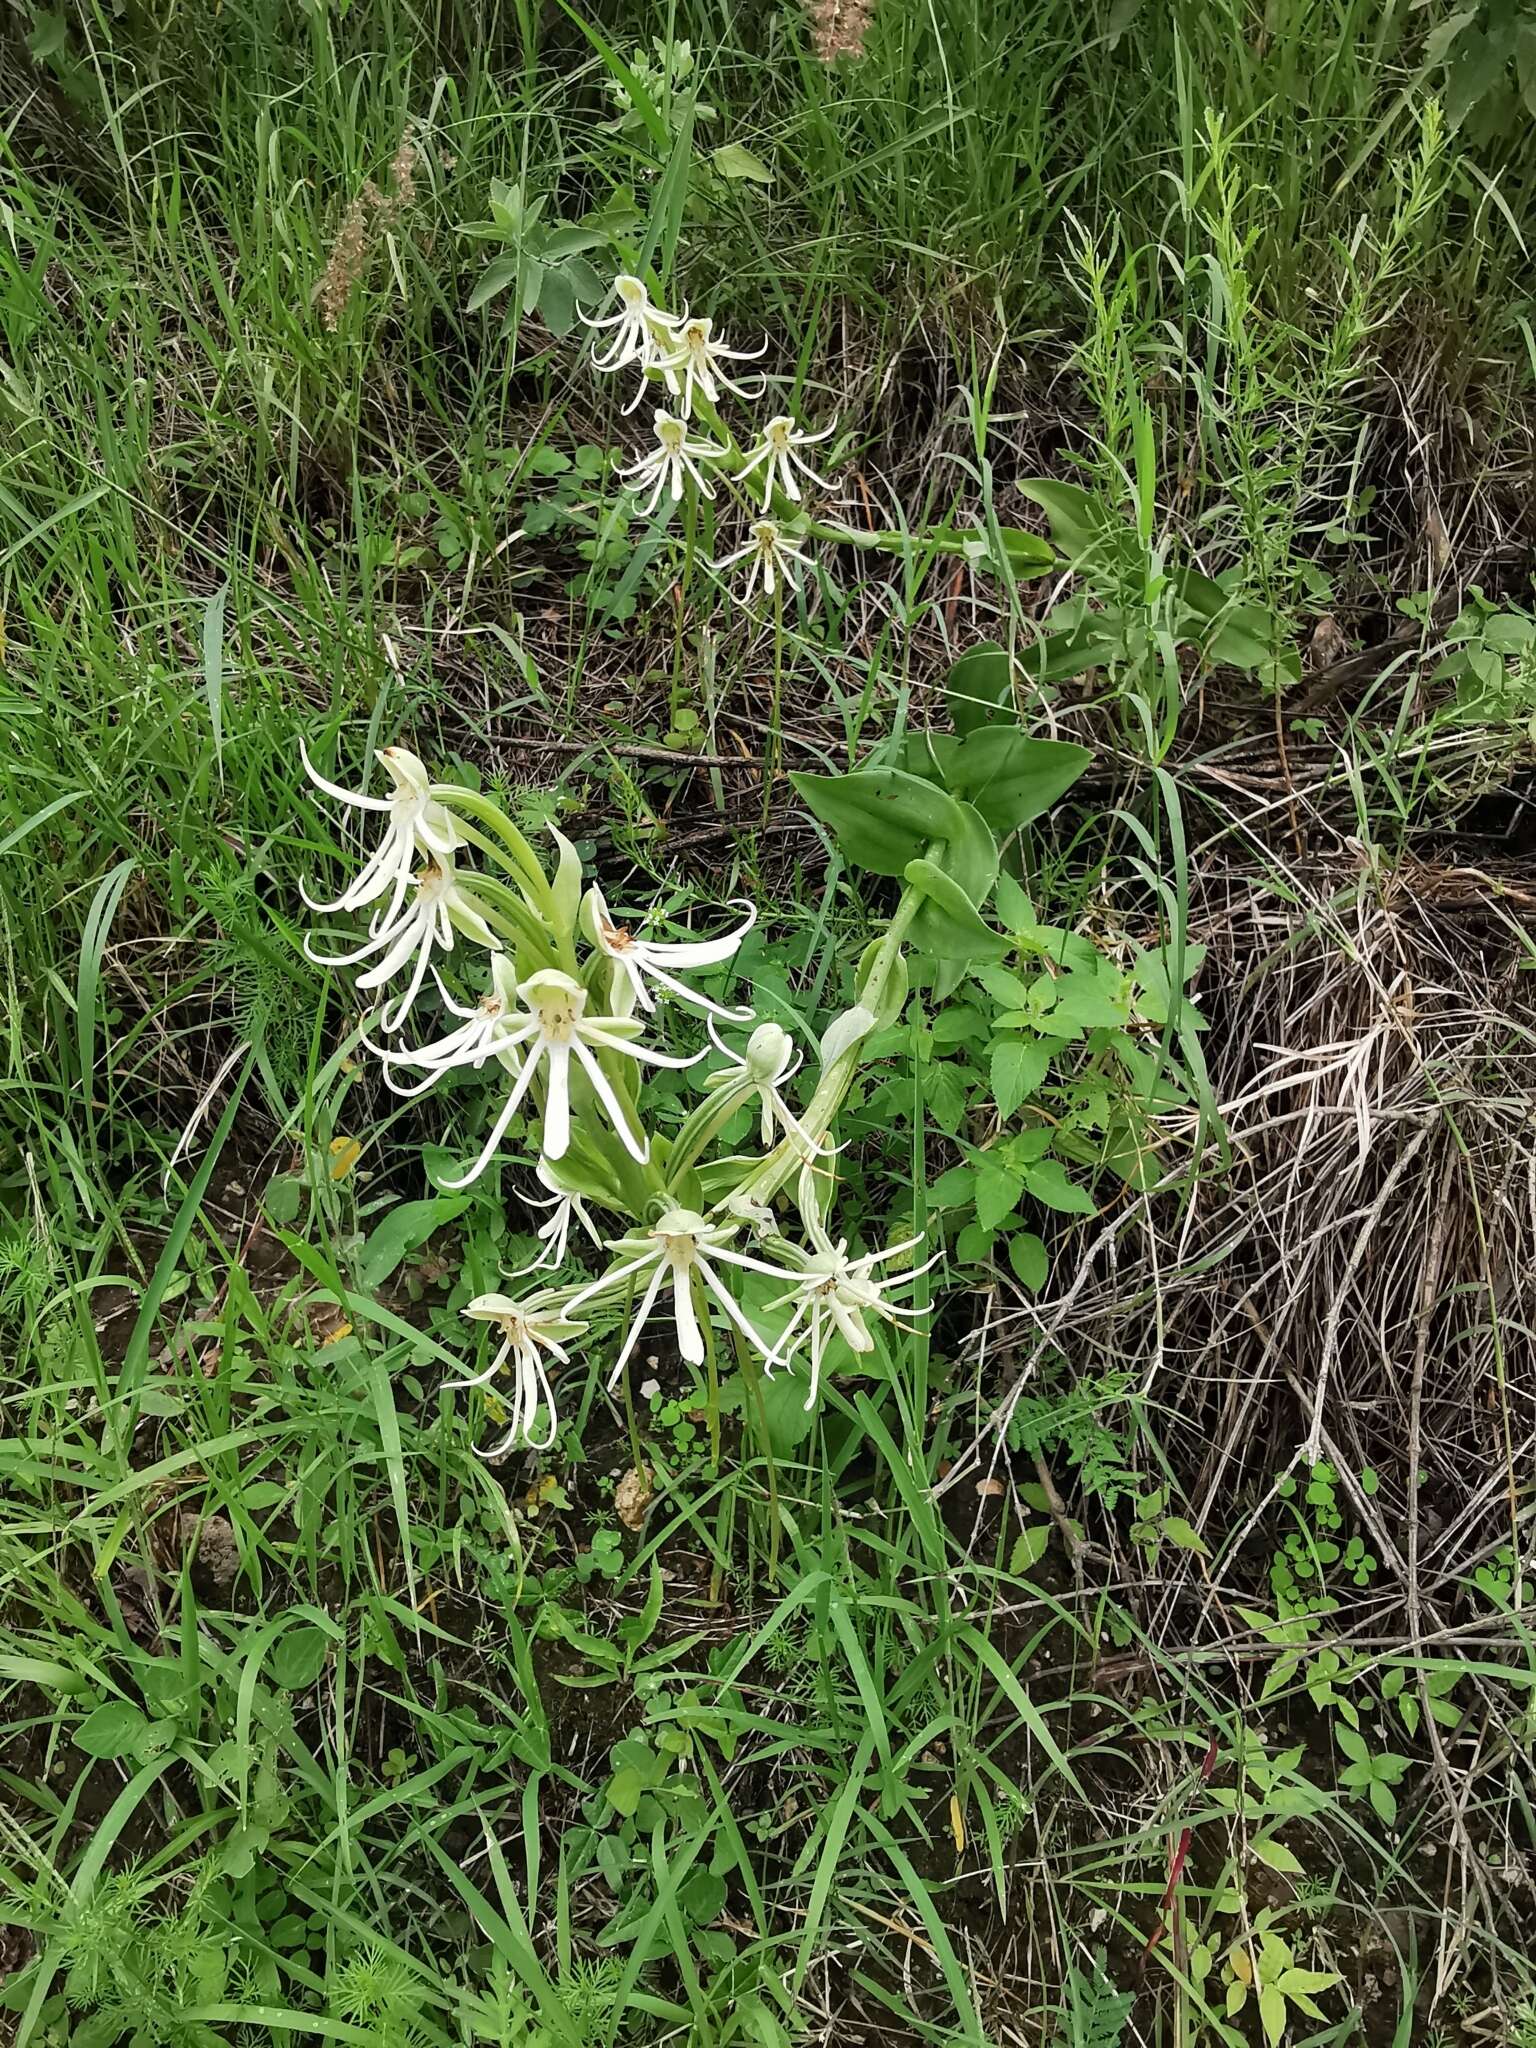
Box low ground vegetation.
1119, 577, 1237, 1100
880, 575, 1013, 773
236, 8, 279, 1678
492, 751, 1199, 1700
2, 2, 1536, 2043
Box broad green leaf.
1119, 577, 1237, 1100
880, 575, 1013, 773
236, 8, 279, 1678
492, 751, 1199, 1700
975, 1157, 1024, 1230
1008, 1524, 1050, 1574
791, 767, 966, 876
75, 1701, 149, 1758
359, 1194, 472, 1290
607, 1765, 645, 1816
1160, 1516, 1209, 1555
1258, 1984, 1287, 2047
991, 1038, 1049, 1118
946, 642, 1015, 736
903, 857, 1007, 960
1022, 1158, 1095, 1215
269, 1625, 328, 1691
712, 141, 772, 182
468, 254, 522, 311
943, 729, 1092, 837
1250, 1834, 1305, 1877
1007, 1232, 1047, 1290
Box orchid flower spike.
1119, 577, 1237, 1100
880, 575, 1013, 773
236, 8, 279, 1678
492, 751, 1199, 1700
619, 409, 729, 516
582, 883, 755, 1021
450, 1290, 585, 1454
712, 519, 810, 601
736, 413, 837, 509
306, 851, 500, 1036
565, 1207, 803, 1388
704, 1018, 832, 1157
654, 314, 768, 415
508, 1157, 604, 1276
765, 1234, 944, 1410
405, 966, 706, 1186
300, 741, 462, 927
580, 273, 681, 407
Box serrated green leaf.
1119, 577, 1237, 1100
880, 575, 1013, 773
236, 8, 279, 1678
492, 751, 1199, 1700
975, 1157, 1025, 1230
1160, 1516, 1208, 1555
991, 1038, 1049, 1118
1008, 1524, 1051, 1574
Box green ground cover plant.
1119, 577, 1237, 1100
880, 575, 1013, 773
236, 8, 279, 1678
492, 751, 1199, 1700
3, 1, 1536, 2043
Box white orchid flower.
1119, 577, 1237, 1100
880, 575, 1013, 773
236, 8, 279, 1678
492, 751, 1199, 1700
510, 1157, 604, 1275
363, 966, 516, 1098
450, 1290, 585, 1454
405, 967, 705, 1185
306, 852, 500, 1036
712, 518, 810, 601
300, 740, 462, 927
582, 883, 755, 1022
566, 1207, 801, 1386
654, 314, 767, 415
580, 273, 681, 408
765, 1233, 943, 1410
704, 1019, 831, 1157
736, 413, 837, 508
619, 409, 729, 516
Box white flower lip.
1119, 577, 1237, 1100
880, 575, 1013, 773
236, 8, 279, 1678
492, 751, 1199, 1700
764, 1235, 943, 1410
618, 407, 729, 517
299, 738, 462, 929
380, 966, 706, 1188
564, 1207, 802, 1388
584, 883, 755, 1021
736, 412, 837, 509
305, 850, 499, 1036
452, 1289, 585, 1454
704, 1016, 833, 1158
711, 518, 810, 601
653, 314, 768, 416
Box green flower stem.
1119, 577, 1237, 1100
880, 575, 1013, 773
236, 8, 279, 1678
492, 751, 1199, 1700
434, 789, 553, 910
461, 875, 561, 965
737, 883, 922, 1214
665, 1076, 758, 1188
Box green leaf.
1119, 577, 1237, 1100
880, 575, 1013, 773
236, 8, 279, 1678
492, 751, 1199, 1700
1160, 1516, 1209, 1555
943, 729, 1092, 837
607, 1765, 645, 1816
791, 767, 966, 876
468, 254, 523, 311
269, 1625, 328, 1691
990, 1038, 1050, 1118
954, 1221, 995, 1264
1021, 1158, 1095, 1215
712, 141, 773, 182
75, 1701, 149, 1759
1250, 1834, 1305, 1877
975, 1157, 1025, 1230
946, 642, 1015, 736
1334, 1724, 1368, 1765
903, 858, 1007, 960
1258, 1984, 1287, 2047
1275, 1968, 1341, 1996
1006, 1231, 1047, 1290
359, 1194, 472, 1289
1008, 1524, 1051, 1574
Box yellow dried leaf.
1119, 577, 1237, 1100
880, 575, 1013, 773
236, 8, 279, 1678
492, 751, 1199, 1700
329, 1136, 363, 1180
949, 1792, 966, 1855
320, 1321, 353, 1347
1230, 1944, 1254, 1987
